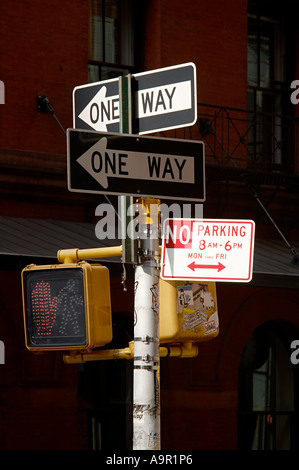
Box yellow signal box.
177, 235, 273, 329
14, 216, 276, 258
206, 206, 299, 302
159, 278, 219, 343
21, 261, 112, 352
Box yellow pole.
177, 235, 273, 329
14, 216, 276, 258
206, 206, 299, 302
57, 245, 122, 264
63, 342, 198, 363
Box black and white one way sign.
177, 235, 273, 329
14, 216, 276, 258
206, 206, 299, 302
67, 129, 205, 201
73, 63, 197, 135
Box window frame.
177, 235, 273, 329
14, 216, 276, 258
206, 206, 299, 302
89, 0, 135, 82
238, 323, 297, 450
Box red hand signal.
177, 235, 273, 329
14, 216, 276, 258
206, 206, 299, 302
31, 281, 58, 335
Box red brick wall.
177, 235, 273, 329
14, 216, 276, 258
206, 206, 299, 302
0, 0, 95, 221
0, 0, 89, 155
144, 0, 248, 109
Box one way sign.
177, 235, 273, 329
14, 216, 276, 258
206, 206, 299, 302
67, 129, 205, 201
72, 63, 197, 135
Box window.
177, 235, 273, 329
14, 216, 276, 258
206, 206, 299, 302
89, 0, 134, 82
247, 13, 285, 167
238, 323, 297, 450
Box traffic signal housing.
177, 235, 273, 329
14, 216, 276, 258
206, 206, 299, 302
21, 261, 112, 351
159, 279, 219, 344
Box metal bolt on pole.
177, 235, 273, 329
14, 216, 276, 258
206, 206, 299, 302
133, 198, 161, 450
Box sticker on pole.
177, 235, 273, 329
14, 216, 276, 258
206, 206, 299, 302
161, 218, 255, 282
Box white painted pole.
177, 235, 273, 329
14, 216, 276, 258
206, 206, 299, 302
132, 199, 161, 450
118, 75, 161, 450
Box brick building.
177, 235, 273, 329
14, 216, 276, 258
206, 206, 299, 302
1, 0, 299, 450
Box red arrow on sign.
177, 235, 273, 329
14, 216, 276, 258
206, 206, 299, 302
188, 261, 226, 272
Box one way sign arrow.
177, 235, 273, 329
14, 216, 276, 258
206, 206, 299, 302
77, 86, 119, 132
67, 129, 205, 202
76, 136, 194, 190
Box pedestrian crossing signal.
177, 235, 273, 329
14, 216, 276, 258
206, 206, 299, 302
21, 261, 112, 351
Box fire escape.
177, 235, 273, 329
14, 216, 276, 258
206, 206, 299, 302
196, 102, 299, 190
156, 100, 299, 268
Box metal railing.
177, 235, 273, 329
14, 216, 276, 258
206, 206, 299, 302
195, 102, 299, 173
159, 102, 299, 174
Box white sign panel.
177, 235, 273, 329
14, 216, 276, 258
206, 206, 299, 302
161, 218, 255, 282
136, 80, 192, 119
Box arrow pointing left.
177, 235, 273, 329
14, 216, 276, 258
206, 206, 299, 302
76, 137, 195, 190
77, 86, 120, 132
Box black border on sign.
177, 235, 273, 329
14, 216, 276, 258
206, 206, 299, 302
134, 63, 197, 134
67, 129, 205, 202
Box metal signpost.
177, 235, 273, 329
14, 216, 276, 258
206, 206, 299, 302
132, 198, 161, 450
70, 65, 194, 450
118, 75, 161, 450
69, 63, 258, 451
69, 64, 200, 450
